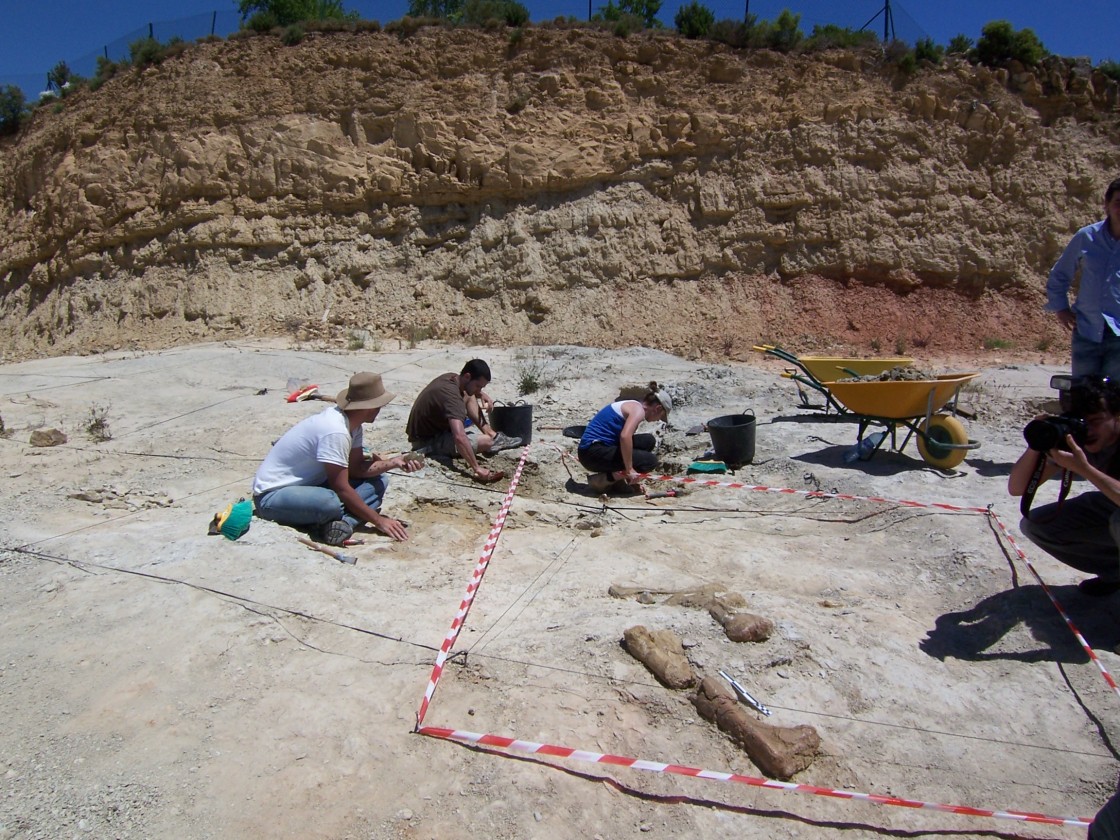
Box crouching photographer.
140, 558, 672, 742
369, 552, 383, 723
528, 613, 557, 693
1008, 378, 1120, 596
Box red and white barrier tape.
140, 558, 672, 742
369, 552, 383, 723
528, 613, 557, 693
988, 510, 1120, 700
414, 445, 530, 728
417, 726, 1092, 828
641, 473, 990, 514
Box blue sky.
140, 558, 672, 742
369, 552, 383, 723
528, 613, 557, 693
1, 0, 1116, 98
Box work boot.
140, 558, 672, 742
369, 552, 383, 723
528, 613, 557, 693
490, 432, 523, 452
315, 520, 353, 547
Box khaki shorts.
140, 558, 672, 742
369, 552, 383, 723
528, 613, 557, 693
412, 426, 481, 458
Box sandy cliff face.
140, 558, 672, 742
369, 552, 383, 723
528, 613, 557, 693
0, 26, 1118, 360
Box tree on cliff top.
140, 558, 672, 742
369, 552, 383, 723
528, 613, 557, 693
675, 1, 714, 38
238, 0, 357, 26
0, 85, 27, 136
975, 20, 1046, 67
593, 0, 662, 29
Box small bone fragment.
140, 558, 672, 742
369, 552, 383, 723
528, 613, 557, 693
709, 603, 775, 643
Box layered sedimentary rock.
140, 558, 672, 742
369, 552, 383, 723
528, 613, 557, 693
0, 26, 1117, 359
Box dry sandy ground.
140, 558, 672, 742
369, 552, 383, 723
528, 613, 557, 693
1, 339, 1117, 839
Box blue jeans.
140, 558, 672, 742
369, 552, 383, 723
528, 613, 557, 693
1072, 330, 1120, 381
254, 475, 388, 529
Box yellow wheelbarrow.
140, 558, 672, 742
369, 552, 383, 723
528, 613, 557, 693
756, 344, 914, 414
755, 345, 980, 469
825, 373, 981, 468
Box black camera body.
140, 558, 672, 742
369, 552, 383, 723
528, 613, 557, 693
1023, 414, 1089, 452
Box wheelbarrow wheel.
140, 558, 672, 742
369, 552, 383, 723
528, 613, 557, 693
917, 415, 969, 469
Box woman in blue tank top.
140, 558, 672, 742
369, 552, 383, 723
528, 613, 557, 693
578, 387, 672, 492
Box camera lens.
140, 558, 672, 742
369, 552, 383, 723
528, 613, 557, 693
1024, 418, 1061, 451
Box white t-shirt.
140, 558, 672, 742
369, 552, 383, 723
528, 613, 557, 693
252, 406, 363, 496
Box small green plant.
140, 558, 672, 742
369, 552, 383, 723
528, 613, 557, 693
282, 315, 305, 336
85, 404, 112, 442
515, 354, 549, 396
505, 90, 529, 113
764, 9, 804, 52
914, 36, 944, 64
894, 337, 907, 355
407, 325, 431, 349
1035, 336, 1054, 352
983, 337, 1013, 350
347, 329, 366, 350
247, 11, 279, 30
47, 61, 72, 95
130, 37, 166, 68
1099, 60, 1120, 83
463, 0, 529, 26
709, 17, 751, 48
870, 338, 882, 352
947, 34, 973, 56
895, 49, 918, 76
282, 23, 307, 44
0, 413, 10, 439
805, 23, 876, 51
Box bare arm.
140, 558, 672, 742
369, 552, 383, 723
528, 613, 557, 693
618, 402, 645, 483
1007, 446, 1059, 496
348, 448, 422, 478
449, 417, 501, 482
325, 462, 409, 541
1048, 437, 1120, 507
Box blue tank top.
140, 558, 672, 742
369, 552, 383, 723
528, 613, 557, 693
579, 401, 635, 449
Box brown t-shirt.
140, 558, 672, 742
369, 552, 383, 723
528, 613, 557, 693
406, 373, 467, 443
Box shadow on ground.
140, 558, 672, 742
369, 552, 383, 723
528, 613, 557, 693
921, 583, 1120, 664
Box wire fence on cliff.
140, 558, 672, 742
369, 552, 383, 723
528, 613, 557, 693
0, 0, 931, 101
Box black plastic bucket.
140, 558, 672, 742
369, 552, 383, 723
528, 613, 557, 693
707, 411, 756, 466
490, 401, 534, 445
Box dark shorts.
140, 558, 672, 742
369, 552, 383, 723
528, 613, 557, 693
577, 433, 658, 474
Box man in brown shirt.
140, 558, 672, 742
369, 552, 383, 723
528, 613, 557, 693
406, 359, 519, 483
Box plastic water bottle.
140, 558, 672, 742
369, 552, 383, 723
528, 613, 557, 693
844, 431, 886, 463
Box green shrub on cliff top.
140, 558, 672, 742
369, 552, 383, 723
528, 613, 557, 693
0, 85, 26, 136
592, 0, 661, 29
804, 23, 876, 51
238, 0, 357, 26
463, 0, 529, 27
407, 0, 462, 19
675, 1, 714, 39
975, 20, 1046, 67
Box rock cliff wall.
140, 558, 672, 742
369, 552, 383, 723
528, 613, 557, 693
1, 26, 1118, 361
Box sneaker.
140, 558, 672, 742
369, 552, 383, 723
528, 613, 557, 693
490, 432, 523, 452
587, 472, 612, 493
315, 520, 353, 547
1077, 577, 1120, 597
